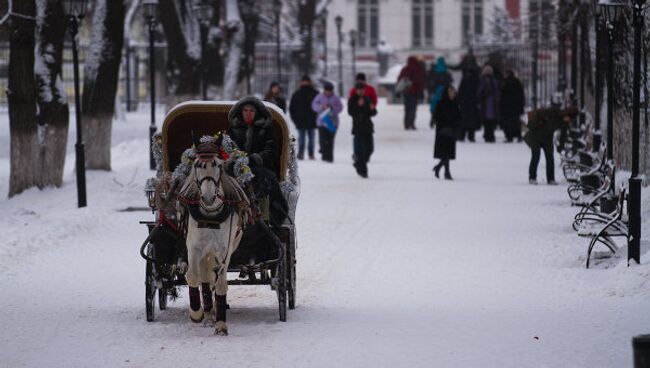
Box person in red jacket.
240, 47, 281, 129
397, 56, 425, 130
347, 73, 378, 111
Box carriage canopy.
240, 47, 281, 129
161, 101, 290, 181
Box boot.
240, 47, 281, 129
433, 164, 441, 178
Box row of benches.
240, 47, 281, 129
558, 122, 628, 268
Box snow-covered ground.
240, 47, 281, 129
1, 101, 649, 367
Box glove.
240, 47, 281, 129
249, 153, 263, 167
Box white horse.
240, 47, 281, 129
179, 144, 250, 335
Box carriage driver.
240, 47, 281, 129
227, 96, 288, 226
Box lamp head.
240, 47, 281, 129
143, 0, 158, 20
599, 0, 626, 24
335, 15, 343, 30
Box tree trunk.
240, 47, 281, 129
35, 0, 69, 187
8, 0, 38, 197
239, 0, 258, 90
159, 0, 201, 106
206, 1, 224, 89
81, 0, 126, 170
223, 0, 244, 99
298, 0, 316, 75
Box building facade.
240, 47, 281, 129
322, 0, 539, 89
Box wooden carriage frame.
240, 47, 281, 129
141, 101, 298, 323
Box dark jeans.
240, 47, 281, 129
353, 134, 374, 174
318, 127, 336, 162
403, 94, 419, 129
297, 128, 315, 158
458, 128, 475, 142
483, 119, 497, 142
529, 144, 555, 182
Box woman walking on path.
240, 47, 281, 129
397, 56, 425, 130
311, 82, 343, 163
427, 57, 453, 128
348, 82, 377, 178
457, 66, 481, 142
477, 66, 500, 143
432, 86, 460, 180
264, 82, 286, 113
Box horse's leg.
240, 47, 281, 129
214, 265, 229, 335
201, 256, 217, 323
186, 245, 204, 323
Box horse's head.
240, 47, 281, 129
192, 148, 225, 211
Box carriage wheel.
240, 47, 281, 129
145, 244, 156, 322
277, 253, 287, 322
287, 229, 297, 310
158, 288, 168, 310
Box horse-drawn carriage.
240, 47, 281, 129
139, 100, 299, 332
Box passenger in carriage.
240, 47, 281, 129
227, 96, 288, 226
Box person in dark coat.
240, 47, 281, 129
500, 70, 526, 142
397, 55, 425, 130
348, 82, 377, 178
432, 86, 460, 180
227, 96, 287, 226
289, 75, 319, 160
427, 57, 453, 128
263, 81, 286, 113
524, 106, 578, 185
457, 66, 481, 142
477, 65, 500, 143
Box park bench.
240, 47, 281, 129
581, 187, 628, 268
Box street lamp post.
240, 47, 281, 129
335, 15, 343, 95
193, 0, 213, 100
322, 9, 328, 77
629, 0, 646, 265
63, 0, 89, 208
591, 0, 603, 152
144, 0, 157, 170
349, 29, 357, 79
531, 24, 539, 109
273, 0, 282, 84
600, 0, 623, 167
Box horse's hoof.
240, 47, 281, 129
214, 321, 228, 336
202, 308, 215, 325
189, 308, 204, 323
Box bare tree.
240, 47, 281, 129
35, 0, 69, 187
81, 0, 126, 170
7, 0, 38, 197
223, 0, 244, 98
159, 0, 201, 105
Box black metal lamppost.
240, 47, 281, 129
590, 0, 604, 152
322, 9, 328, 77
349, 29, 357, 79
335, 15, 343, 95
530, 14, 539, 109
193, 0, 213, 100
628, 0, 645, 265
600, 0, 624, 167
63, 0, 89, 208
143, 0, 157, 170
273, 0, 282, 84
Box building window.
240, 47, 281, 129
462, 0, 483, 46
358, 0, 379, 48
412, 0, 434, 48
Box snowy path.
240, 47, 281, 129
1, 103, 649, 367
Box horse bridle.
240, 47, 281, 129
193, 154, 225, 213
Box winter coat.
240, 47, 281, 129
397, 56, 425, 96
264, 92, 287, 113
227, 96, 278, 172
457, 70, 481, 131
500, 75, 525, 118
427, 58, 453, 97
347, 84, 378, 106
289, 85, 319, 129
477, 75, 500, 121
433, 94, 460, 160
524, 107, 564, 149
311, 93, 344, 129
347, 94, 377, 136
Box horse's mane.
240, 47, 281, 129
178, 159, 250, 210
